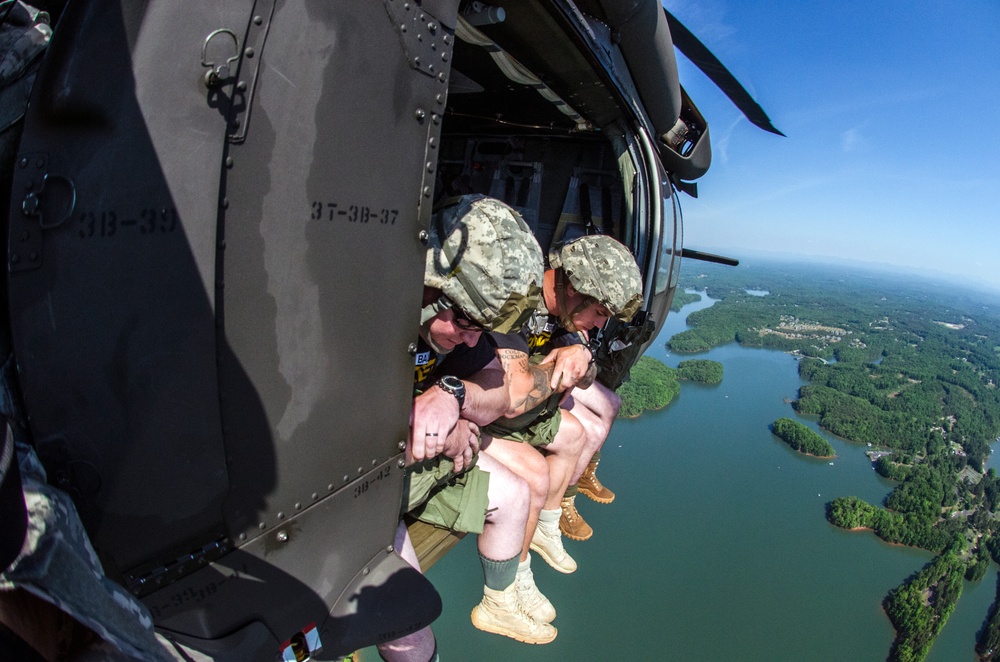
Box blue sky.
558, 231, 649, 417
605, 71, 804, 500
664, 1, 1000, 291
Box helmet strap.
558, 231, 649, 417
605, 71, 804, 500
418, 296, 454, 354
554, 269, 596, 332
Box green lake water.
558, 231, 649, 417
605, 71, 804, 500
425, 292, 1000, 661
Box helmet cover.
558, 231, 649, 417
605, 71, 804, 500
425, 195, 543, 333
549, 235, 643, 321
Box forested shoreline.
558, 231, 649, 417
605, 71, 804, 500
668, 259, 1000, 661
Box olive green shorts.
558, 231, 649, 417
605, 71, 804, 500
403, 457, 491, 535
483, 406, 562, 448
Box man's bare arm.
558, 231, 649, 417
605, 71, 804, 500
497, 348, 564, 417
461, 358, 510, 425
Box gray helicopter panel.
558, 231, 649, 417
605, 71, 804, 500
217, 0, 453, 543
6, 0, 452, 655
7, 0, 239, 578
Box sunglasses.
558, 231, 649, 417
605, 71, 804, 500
451, 306, 486, 332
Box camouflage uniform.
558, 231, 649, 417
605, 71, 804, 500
407, 195, 543, 534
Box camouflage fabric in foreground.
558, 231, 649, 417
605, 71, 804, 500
0, 443, 174, 662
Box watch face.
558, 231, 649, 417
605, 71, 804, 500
437, 376, 465, 407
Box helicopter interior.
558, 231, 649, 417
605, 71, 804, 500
436, 4, 666, 271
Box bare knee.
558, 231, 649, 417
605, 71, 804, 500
482, 455, 531, 515
605, 390, 622, 419
522, 448, 549, 502
377, 626, 435, 662
553, 412, 587, 454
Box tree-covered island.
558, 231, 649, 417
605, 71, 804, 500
771, 417, 835, 458
676, 359, 723, 384
670, 259, 1000, 662
616, 357, 724, 417
616, 356, 680, 418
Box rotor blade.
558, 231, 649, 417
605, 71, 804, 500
664, 8, 784, 137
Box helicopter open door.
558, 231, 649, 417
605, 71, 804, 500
1, 1, 781, 658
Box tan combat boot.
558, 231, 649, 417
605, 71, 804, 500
470, 584, 557, 644
515, 556, 556, 623
559, 495, 593, 541
577, 461, 615, 503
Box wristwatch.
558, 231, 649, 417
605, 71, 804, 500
436, 375, 466, 410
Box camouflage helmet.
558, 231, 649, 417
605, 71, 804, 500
424, 195, 543, 334
549, 235, 643, 321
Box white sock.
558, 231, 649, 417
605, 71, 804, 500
537, 508, 560, 531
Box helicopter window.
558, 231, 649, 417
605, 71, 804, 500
655, 183, 683, 296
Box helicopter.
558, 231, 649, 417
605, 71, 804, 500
0, 0, 780, 660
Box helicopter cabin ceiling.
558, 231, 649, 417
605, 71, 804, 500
446, 0, 630, 135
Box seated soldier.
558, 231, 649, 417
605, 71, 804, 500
484, 235, 643, 569
379, 196, 555, 662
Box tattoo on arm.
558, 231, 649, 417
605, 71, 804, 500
498, 348, 557, 414
521, 362, 556, 411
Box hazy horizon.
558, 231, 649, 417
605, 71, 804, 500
682, 246, 1000, 297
